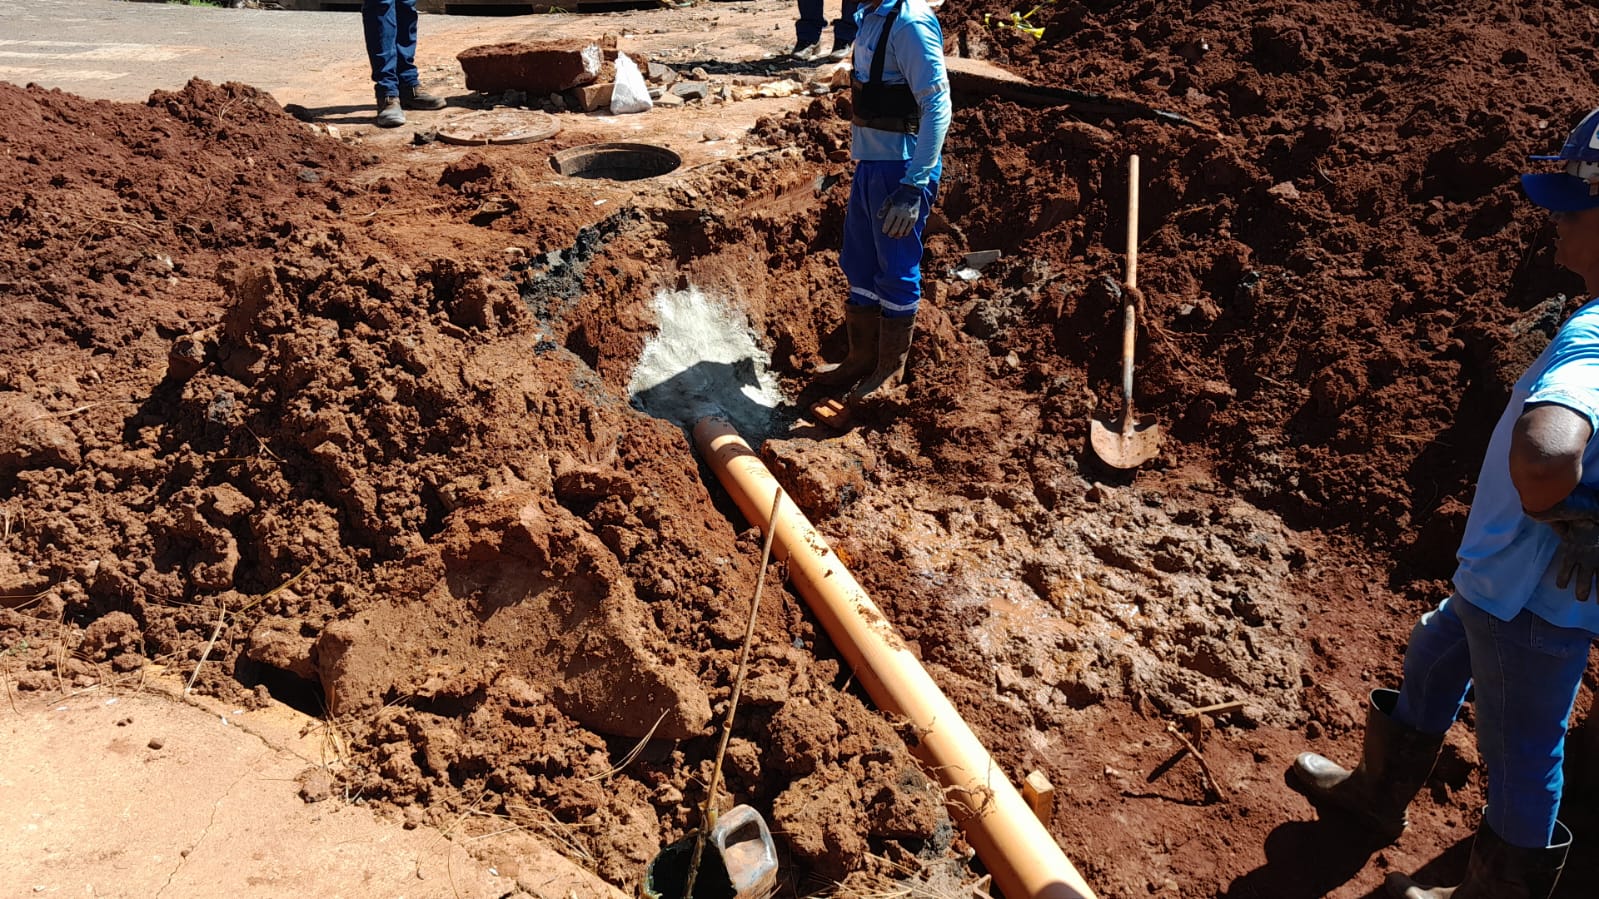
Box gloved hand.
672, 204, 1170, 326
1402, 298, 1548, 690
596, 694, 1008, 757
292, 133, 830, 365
1528, 485, 1599, 601
1550, 518, 1599, 601
878, 184, 922, 239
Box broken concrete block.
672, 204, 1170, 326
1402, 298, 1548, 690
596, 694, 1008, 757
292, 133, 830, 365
564, 82, 615, 113
457, 40, 602, 95
647, 61, 678, 85
672, 81, 710, 101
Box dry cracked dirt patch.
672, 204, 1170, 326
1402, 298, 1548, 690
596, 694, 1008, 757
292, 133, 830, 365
5, 2, 1599, 897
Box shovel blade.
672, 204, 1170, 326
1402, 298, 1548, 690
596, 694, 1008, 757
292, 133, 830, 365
1089, 414, 1162, 469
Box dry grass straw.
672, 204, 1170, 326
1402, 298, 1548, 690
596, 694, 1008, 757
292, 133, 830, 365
823, 854, 993, 899
683, 485, 783, 899
185, 566, 310, 695
583, 707, 669, 783
503, 800, 597, 865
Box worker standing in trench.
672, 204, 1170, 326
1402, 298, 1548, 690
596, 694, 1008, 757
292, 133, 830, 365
1289, 109, 1599, 899
809, 0, 950, 415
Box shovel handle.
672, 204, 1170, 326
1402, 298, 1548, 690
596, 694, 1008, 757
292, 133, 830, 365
1121, 155, 1140, 410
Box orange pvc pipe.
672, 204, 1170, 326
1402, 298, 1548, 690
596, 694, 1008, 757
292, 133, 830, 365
695, 417, 1099, 899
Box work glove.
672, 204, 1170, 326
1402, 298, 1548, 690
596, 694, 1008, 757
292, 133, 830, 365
1527, 485, 1599, 601
1550, 519, 1599, 601
879, 184, 922, 239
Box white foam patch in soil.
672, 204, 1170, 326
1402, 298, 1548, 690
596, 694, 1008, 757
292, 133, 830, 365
628, 286, 787, 439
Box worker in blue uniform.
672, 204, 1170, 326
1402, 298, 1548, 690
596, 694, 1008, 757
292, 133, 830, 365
811, 0, 951, 415
1290, 108, 1599, 899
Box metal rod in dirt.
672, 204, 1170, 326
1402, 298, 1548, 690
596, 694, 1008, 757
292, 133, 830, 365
694, 416, 1100, 899
683, 484, 783, 899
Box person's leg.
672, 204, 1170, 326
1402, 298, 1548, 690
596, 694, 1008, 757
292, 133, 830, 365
395, 0, 419, 89
869, 166, 935, 321
1391, 594, 1476, 733
794, 0, 826, 48
833, 0, 859, 47
1455, 599, 1592, 848
1385, 600, 1586, 899
1289, 595, 1464, 841
848, 163, 934, 403
838, 162, 884, 313
816, 163, 884, 390
361, 0, 399, 100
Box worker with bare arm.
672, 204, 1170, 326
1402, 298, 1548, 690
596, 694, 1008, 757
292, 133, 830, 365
362, 0, 446, 128
810, 0, 950, 414
1289, 109, 1599, 899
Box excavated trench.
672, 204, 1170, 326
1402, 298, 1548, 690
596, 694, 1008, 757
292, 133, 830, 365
8, 2, 1599, 896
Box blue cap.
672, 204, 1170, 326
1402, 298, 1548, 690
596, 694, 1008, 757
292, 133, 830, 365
1522, 107, 1599, 212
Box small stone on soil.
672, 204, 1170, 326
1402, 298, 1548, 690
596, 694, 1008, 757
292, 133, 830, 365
296, 767, 336, 803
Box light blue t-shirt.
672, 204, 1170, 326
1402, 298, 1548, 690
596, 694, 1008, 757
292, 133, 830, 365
850, 0, 950, 188
1454, 296, 1599, 635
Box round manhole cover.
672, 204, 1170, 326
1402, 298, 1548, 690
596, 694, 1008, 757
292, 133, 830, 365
436, 110, 561, 146
550, 142, 681, 181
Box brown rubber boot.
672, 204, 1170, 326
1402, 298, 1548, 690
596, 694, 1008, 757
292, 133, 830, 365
814, 305, 880, 388
1289, 688, 1445, 843
1384, 819, 1570, 899
847, 312, 915, 405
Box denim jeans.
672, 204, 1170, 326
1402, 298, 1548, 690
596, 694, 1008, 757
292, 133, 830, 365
795, 0, 859, 47
839, 160, 937, 318
1392, 593, 1594, 848
362, 0, 419, 100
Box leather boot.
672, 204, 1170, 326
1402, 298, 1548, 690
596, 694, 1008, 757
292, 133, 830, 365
1385, 819, 1571, 899
374, 96, 405, 128
847, 312, 915, 405
400, 84, 447, 111
1289, 688, 1445, 842
814, 305, 880, 388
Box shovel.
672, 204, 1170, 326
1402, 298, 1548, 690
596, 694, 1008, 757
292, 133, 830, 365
1089, 154, 1163, 468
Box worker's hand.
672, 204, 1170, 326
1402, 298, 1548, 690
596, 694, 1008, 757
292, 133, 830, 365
879, 184, 922, 239
1528, 486, 1599, 601
1550, 518, 1599, 601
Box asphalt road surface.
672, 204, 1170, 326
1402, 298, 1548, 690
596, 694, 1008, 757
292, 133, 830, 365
0, 0, 495, 105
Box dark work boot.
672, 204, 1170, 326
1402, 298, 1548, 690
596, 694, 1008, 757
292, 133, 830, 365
399, 84, 447, 110
1384, 819, 1571, 899
848, 312, 915, 405
1289, 688, 1445, 843
374, 95, 405, 128
813, 305, 880, 388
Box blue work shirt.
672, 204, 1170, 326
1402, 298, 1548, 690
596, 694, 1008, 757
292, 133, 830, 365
1454, 296, 1599, 635
850, 0, 950, 188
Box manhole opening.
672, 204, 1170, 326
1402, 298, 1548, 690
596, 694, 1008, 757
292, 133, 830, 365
551, 142, 681, 181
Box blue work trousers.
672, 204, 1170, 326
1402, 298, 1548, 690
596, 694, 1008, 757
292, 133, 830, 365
840, 160, 937, 318
1391, 593, 1594, 848
796, 0, 858, 47
362, 0, 419, 100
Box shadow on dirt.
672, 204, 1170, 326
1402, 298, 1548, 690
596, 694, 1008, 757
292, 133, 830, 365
1221, 816, 1401, 899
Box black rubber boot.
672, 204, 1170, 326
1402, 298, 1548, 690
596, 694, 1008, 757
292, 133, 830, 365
813, 305, 880, 388
847, 312, 915, 405
399, 84, 446, 111
1384, 819, 1571, 899
1289, 688, 1445, 842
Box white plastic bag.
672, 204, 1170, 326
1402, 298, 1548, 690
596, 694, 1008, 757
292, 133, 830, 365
609, 53, 653, 115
